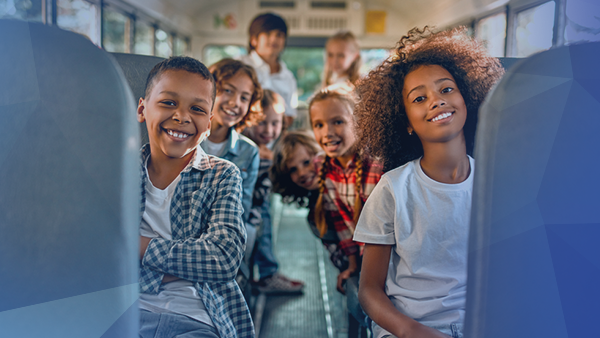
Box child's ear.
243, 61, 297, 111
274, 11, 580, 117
250, 35, 258, 49
137, 97, 146, 123
407, 125, 414, 136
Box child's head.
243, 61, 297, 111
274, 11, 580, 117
209, 58, 263, 132
248, 13, 288, 59
324, 31, 361, 86
244, 89, 285, 146
138, 56, 215, 159
356, 26, 504, 171
271, 131, 322, 205
309, 86, 357, 164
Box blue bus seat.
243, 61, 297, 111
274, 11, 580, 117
465, 42, 600, 337
0, 19, 140, 338
110, 52, 165, 146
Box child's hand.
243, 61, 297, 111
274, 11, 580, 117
404, 322, 452, 338
336, 268, 355, 294
259, 145, 273, 160
140, 236, 152, 260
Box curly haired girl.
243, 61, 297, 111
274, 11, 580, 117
353, 27, 503, 338
309, 87, 384, 294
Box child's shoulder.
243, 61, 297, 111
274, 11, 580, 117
237, 132, 258, 150
382, 158, 420, 183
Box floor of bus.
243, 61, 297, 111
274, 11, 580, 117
247, 195, 350, 338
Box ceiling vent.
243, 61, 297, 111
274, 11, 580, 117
259, 1, 296, 8
310, 1, 346, 9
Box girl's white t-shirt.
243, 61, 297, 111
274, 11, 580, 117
138, 160, 214, 327
353, 156, 474, 338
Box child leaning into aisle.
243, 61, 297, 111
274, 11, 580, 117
322, 31, 362, 88
270, 131, 350, 271
240, 12, 297, 128
309, 87, 383, 294
242, 90, 304, 293
353, 27, 504, 338
137, 56, 254, 338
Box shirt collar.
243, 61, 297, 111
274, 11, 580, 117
328, 153, 359, 174
140, 143, 212, 172
249, 50, 288, 74
223, 128, 241, 157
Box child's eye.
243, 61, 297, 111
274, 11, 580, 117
241, 95, 250, 102
441, 87, 454, 93
191, 106, 205, 114
161, 100, 176, 106
334, 120, 344, 125
289, 167, 297, 174
303, 160, 310, 166
313, 123, 322, 129
412, 96, 425, 103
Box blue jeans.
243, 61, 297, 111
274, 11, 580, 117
253, 200, 279, 279
140, 310, 220, 338
382, 323, 463, 338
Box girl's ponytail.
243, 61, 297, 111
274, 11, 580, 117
314, 156, 330, 237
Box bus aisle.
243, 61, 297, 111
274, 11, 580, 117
250, 195, 349, 338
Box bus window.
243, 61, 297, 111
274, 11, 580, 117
514, 1, 556, 57
56, 0, 99, 45
202, 45, 247, 67
102, 8, 130, 53
174, 36, 189, 56
565, 0, 600, 44
360, 48, 391, 74
476, 12, 507, 57
0, 0, 43, 22
281, 47, 324, 103
134, 20, 154, 55
154, 28, 172, 57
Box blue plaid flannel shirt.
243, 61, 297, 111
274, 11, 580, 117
138, 144, 254, 338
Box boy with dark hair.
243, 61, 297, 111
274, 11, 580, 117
137, 56, 254, 338
240, 12, 297, 127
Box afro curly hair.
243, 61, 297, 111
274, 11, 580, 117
355, 26, 504, 171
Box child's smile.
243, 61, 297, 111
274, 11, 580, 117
213, 71, 254, 128
137, 69, 213, 161
403, 65, 467, 145
310, 98, 356, 165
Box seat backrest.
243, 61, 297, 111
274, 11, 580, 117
465, 42, 600, 337
110, 52, 165, 146
0, 19, 140, 337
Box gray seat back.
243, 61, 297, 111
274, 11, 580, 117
465, 42, 600, 337
110, 52, 165, 146
0, 19, 140, 337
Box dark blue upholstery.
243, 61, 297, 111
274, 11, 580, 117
0, 20, 140, 337
110, 52, 165, 146
465, 42, 600, 337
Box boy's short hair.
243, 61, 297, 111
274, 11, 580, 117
144, 56, 216, 107
248, 12, 288, 51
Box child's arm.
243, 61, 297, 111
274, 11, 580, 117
141, 163, 246, 283
240, 148, 260, 223
359, 244, 451, 338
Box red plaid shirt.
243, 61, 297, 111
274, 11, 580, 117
323, 154, 383, 256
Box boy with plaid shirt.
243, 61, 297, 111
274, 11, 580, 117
136, 56, 253, 338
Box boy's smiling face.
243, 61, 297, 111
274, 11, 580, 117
137, 69, 213, 161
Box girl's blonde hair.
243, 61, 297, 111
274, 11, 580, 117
270, 131, 321, 206
323, 31, 362, 87
308, 88, 364, 237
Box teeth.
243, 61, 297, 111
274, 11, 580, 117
224, 109, 236, 116
167, 130, 188, 139
432, 112, 452, 122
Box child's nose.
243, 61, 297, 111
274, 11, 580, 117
172, 110, 190, 123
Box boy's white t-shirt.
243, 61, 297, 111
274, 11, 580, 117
139, 159, 214, 327
353, 156, 474, 338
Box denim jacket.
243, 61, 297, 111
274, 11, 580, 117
201, 128, 259, 223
